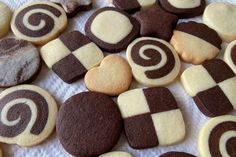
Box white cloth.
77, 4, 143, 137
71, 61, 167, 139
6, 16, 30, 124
0, 0, 236, 156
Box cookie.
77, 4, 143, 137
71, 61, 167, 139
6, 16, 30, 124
85, 7, 140, 52
224, 40, 236, 74
41, 31, 104, 83
51, 0, 92, 17
127, 37, 181, 87
0, 85, 58, 146
0, 147, 2, 157
11, 1, 67, 45
181, 59, 236, 117
100, 151, 133, 157
85, 55, 132, 96
57, 92, 122, 157
170, 21, 222, 64
199, 115, 236, 157
113, 0, 157, 13
117, 87, 186, 149
203, 2, 236, 42
134, 5, 178, 41
160, 152, 196, 157
0, 2, 12, 38
0, 38, 41, 87
159, 0, 206, 18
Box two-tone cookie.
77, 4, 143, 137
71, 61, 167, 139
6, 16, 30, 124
160, 152, 196, 157
57, 92, 122, 157
113, 0, 156, 13
199, 115, 236, 157
0, 38, 41, 87
171, 21, 222, 64
100, 151, 133, 157
203, 2, 236, 42
224, 40, 236, 74
0, 85, 58, 146
160, 0, 206, 18
11, 1, 67, 45
0, 2, 12, 38
41, 31, 104, 83
117, 87, 186, 149
127, 37, 181, 87
85, 7, 140, 52
181, 59, 236, 117
134, 5, 178, 41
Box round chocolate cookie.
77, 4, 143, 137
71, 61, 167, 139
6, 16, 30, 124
57, 92, 122, 157
159, 152, 196, 157
199, 115, 236, 157
85, 7, 140, 52
160, 0, 206, 18
0, 38, 41, 87
224, 40, 236, 74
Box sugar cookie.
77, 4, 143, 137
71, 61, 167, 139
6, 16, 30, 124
100, 151, 133, 157
0, 2, 12, 38
160, 152, 196, 157
224, 40, 236, 74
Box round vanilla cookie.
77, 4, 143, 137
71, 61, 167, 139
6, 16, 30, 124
126, 37, 181, 87
199, 115, 236, 157
0, 2, 12, 38
224, 40, 236, 74
203, 2, 236, 42
0, 85, 58, 146
11, 1, 67, 45
99, 151, 133, 157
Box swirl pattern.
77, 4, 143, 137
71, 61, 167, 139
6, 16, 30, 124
127, 37, 181, 86
0, 85, 57, 146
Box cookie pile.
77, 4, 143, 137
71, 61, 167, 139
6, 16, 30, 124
0, 0, 235, 157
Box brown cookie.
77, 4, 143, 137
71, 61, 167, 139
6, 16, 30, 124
57, 92, 122, 157
160, 152, 196, 157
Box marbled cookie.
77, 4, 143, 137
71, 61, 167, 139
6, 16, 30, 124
127, 37, 181, 87
0, 38, 41, 87
11, 2, 67, 45
118, 87, 186, 149
224, 40, 236, 74
199, 115, 236, 157
85, 55, 132, 96
113, 0, 156, 13
0, 2, 12, 38
181, 59, 236, 117
171, 21, 222, 64
100, 151, 133, 157
160, 152, 196, 157
160, 0, 206, 18
85, 7, 140, 52
41, 31, 104, 83
0, 85, 58, 146
57, 92, 122, 157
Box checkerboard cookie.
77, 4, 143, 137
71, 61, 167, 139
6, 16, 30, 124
224, 40, 236, 74
117, 87, 186, 149
41, 31, 104, 83
100, 151, 133, 157
160, 152, 196, 157
181, 59, 236, 117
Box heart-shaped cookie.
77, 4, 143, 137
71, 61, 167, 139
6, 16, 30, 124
85, 55, 132, 96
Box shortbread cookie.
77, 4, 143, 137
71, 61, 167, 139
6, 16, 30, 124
0, 85, 58, 146
170, 21, 222, 64
181, 59, 236, 117
160, 0, 206, 18
199, 115, 236, 157
127, 37, 181, 87
85, 7, 140, 52
224, 40, 236, 73
0, 2, 12, 38
57, 92, 122, 157
51, 0, 92, 17
134, 5, 178, 41
203, 2, 236, 42
11, 1, 67, 45
0, 38, 41, 87
117, 87, 186, 149
100, 151, 133, 157
160, 152, 196, 157
113, 0, 156, 13
85, 55, 132, 96
41, 31, 104, 83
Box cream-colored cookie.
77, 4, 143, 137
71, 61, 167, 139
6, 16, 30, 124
224, 40, 236, 73
0, 85, 58, 146
203, 2, 236, 42
100, 151, 133, 157
11, 1, 67, 45
85, 55, 132, 96
0, 2, 12, 38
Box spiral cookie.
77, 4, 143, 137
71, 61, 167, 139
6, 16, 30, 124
199, 115, 236, 157
127, 37, 181, 86
11, 2, 67, 45
160, 152, 196, 157
224, 40, 236, 74
0, 85, 58, 146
